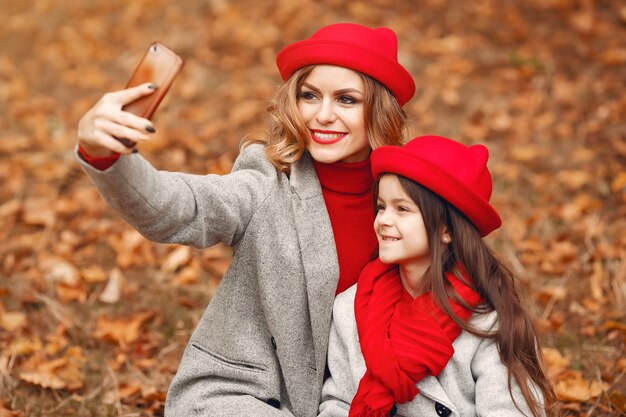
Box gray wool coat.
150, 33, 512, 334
319, 285, 545, 417
77, 144, 340, 417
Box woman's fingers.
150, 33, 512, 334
77, 83, 158, 156
102, 82, 158, 107
98, 119, 150, 144
93, 131, 137, 155
110, 110, 155, 135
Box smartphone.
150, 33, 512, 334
116, 42, 184, 148
122, 42, 184, 119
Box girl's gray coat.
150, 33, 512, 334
77, 144, 339, 417
319, 285, 544, 417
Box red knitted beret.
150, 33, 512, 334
371, 135, 502, 236
276, 23, 415, 106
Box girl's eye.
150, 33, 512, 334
376, 203, 385, 211
398, 206, 409, 212
338, 96, 356, 105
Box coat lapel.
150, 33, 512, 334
403, 376, 460, 416
290, 152, 340, 387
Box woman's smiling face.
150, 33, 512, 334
297, 65, 370, 163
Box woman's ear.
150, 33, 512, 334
440, 227, 451, 244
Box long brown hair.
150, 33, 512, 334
243, 65, 408, 173
373, 174, 558, 417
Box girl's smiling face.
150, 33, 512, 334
297, 65, 369, 163
375, 174, 431, 276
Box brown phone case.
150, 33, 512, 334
122, 42, 184, 120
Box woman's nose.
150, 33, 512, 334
315, 99, 336, 124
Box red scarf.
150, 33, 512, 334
350, 259, 483, 417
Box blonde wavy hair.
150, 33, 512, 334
243, 65, 409, 173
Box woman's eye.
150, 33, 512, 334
376, 203, 385, 211
338, 96, 356, 105
398, 206, 408, 212
300, 91, 317, 100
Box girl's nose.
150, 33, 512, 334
315, 99, 336, 124
376, 210, 393, 226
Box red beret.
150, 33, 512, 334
276, 23, 415, 106
371, 135, 502, 236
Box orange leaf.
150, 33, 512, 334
0, 309, 27, 332
602, 320, 626, 332
161, 246, 191, 273
8, 336, 43, 356
611, 171, 626, 193
19, 358, 68, 390
173, 260, 200, 285
542, 348, 570, 380
557, 170, 591, 190
510, 145, 542, 162
42, 258, 81, 286
118, 381, 142, 402
55, 282, 88, 303
81, 265, 108, 283
99, 268, 124, 304
554, 370, 608, 402
590, 260, 604, 302
93, 311, 154, 348
22, 198, 55, 226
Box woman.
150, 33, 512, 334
76, 23, 415, 417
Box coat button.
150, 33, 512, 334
267, 398, 281, 409
388, 404, 397, 416
270, 337, 277, 350
435, 402, 451, 417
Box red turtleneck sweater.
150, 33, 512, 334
313, 159, 378, 294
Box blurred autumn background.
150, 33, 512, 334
1, 0, 625, 415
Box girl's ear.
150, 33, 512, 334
440, 226, 451, 244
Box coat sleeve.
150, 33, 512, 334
470, 317, 545, 417
76, 144, 277, 248
318, 295, 359, 417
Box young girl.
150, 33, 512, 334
319, 135, 557, 417
75, 24, 414, 417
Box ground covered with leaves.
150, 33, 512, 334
0, 0, 624, 416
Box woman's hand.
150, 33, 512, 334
77, 83, 158, 157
